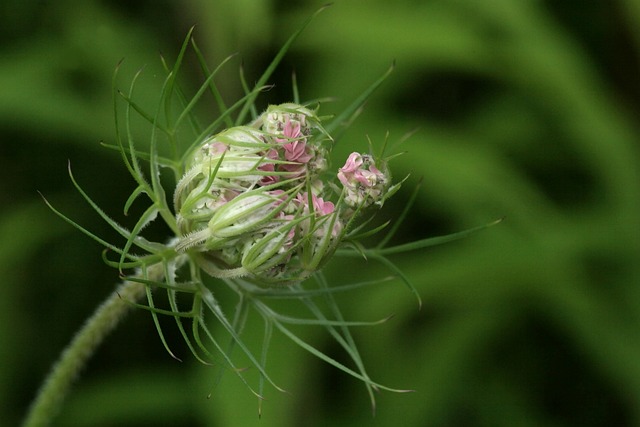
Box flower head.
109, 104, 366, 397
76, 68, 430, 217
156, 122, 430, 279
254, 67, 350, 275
172, 103, 373, 286
338, 152, 390, 209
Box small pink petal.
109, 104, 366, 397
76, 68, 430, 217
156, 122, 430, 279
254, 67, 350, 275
283, 119, 301, 139
276, 118, 302, 143
315, 198, 334, 215
283, 141, 312, 163
258, 149, 280, 185
354, 170, 377, 187
337, 171, 349, 187
340, 152, 363, 174
205, 141, 227, 155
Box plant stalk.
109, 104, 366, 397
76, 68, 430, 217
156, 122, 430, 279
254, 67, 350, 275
22, 266, 162, 427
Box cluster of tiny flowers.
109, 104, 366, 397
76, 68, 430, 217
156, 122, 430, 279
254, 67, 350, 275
338, 152, 389, 209
173, 103, 390, 285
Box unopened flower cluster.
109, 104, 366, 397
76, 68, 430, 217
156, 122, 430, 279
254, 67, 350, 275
174, 103, 390, 285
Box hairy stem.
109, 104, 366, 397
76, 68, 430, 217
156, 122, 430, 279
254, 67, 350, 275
22, 263, 165, 427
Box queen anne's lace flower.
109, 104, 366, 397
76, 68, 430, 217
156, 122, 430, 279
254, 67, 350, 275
173, 103, 392, 285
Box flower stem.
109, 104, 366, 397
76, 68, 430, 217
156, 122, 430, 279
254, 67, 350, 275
22, 266, 163, 427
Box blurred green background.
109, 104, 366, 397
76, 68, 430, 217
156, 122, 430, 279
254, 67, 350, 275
3, 0, 640, 426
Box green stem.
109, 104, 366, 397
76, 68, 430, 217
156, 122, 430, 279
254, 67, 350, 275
22, 265, 164, 427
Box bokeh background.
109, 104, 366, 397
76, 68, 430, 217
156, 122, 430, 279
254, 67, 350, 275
3, 0, 640, 426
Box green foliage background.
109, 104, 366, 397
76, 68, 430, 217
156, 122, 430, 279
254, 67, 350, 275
3, 0, 640, 425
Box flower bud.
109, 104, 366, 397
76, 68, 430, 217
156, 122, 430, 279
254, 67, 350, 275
173, 104, 348, 286
337, 152, 390, 209
207, 190, 286, 239
193, 126, 271, 184
260, 103, 318, 137
257, 103, 331, 179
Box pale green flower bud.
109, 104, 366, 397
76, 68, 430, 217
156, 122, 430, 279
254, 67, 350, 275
193, 126, 271, 184
240, 214, 300, 273
259, 103, 318, 137
207, 190, 286, 239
